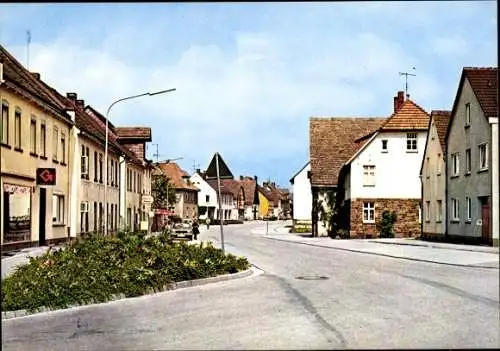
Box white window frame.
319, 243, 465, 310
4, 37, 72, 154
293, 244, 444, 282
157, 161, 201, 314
30, 116, 36, 154
465, 197, 472, 222
362, 202, 375, 223
436, 200, 442, 222
406, 132, 418, 152
40, 122, 46, 157
52, 194, 65, 224
465, 102, 471, 126
14, 108, 21, 149
436, 153, 442, 175
478, 143, 488, 171
1, 100, 9, 145
52, 126, 58, 161
465, 148, 471, 174
451, 153, 459, 176
451, 198, 459, 222
81, 154, 89, 176
425, 201, 430, 222
363, 165, 376, 187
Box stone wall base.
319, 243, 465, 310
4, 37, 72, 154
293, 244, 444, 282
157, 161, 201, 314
1, 237, 72, 254
350, 198, 420, 239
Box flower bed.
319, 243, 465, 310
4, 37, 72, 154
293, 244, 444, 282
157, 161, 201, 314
1, 231, 249, 313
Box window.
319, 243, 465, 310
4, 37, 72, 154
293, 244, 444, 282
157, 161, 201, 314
451, 198, 459, 221
426, 157, 430, 178
363, 165, 376, 186
14, 109, 21, 149
362, 202, 375, 223
436, 200, 442, 222
60, 132, 66, 164
30, 117, 36, 154
115, 162, 119, 188
52, 126, 58, 161
425, 201, 430, 222
40, 123, 46, 157
81, 145, 89, 178
381, 139, 388, 152
478, 143, 488, 171
465, 148, 471, 174
52, 194, 65, 224
80, 201, 89, 233
437, 153, 442, 175
465, 103, 471, 126
466, 197, 472, 222
451, 153, 459, 176
110, 160, 114, 186
93, 202, 98, 232
1, 101, 8, 144
418, 205, 422, 224
206, 195, 210, 203
406, 132, 417, 152
94, 151, 98, 181
99, 153, 103, 183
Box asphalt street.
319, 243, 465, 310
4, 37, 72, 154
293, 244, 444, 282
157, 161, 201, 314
2, 221, 499, 350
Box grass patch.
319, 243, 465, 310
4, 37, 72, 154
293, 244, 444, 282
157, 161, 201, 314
1, 231, 249, 313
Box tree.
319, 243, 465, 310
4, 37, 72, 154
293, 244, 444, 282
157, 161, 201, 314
152, 174, 177, 210
377, 210, 397, 238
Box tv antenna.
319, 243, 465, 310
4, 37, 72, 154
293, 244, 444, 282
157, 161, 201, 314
399, 67, 416, 98
152, 143, 160, 163
26, 30, 31, 70
192, 160, 200, 173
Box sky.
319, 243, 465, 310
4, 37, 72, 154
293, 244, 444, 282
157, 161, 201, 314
0, 2, 497, 188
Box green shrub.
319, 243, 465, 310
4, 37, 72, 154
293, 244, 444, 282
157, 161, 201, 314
1, 232, 249, 313
377, 210, 397, 238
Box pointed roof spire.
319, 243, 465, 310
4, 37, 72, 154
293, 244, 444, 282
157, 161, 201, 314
204, 152, 234, 179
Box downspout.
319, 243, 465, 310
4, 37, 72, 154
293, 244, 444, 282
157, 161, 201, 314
67, 110, 79, 239
119, 155, 126, 231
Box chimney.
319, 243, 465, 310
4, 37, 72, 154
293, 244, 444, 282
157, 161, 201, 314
196, 168, 200, 174
30, 72, 40, 80
240, 176, 244, 181
393, 96, 398, 113
254, 175, 258, 183
66, 93, 77, 103
76, 99, 85, 108
271, 182, 275, 188
396, 91, 405, 112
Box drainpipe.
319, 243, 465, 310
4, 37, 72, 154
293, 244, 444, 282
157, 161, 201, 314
118, 156, 126, 231
67, 111, 79, 239
490, 117, 499, 246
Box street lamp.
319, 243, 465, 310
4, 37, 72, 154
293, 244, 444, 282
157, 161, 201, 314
104, 88, 176, 236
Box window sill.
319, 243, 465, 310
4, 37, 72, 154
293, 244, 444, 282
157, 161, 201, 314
363, 221, 375, 224
53, 159, 59, 164
60, 162, 67, 166
450, 175, 459, 179
40, 155, 48, 160
406, 150, 418, 153
450, 219, 460, 223
1, 143, 11, 149
478, 168, 488, 173
465, 172, 471, 176
52, 223, 65, 227
30, 152, 38, 157
14, 147, 24, 153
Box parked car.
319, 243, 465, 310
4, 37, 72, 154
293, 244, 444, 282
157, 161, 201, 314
171, 218, 194, 240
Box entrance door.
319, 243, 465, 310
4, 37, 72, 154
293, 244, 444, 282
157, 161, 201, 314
480, 197, 491, 245
39, 188, 46, 246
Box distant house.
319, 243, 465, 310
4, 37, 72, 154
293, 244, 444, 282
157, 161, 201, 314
290, 161, 312, 227
445, 67, 498, 246
257, 185, 273, 219
337, 92, 430, 238
190, 170, 218, 220
309, 116, 386, 236
152, 162, 198, 220
420, 110, 451, 240
239, 176, 259, 220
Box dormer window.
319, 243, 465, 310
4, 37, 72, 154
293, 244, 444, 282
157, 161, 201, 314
381, 139, 388, 153
465, 103, 471, 127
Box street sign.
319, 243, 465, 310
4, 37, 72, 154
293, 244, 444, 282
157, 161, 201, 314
36, 168, 56, 186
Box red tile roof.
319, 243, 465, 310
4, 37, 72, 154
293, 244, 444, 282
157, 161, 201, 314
206, 178, 243, 198
379, 99, 430, 131
240, 177, 257, 206
464, 67, 498, 118
153, 162, 198, 191
431, 110, 451, 152
309, 117, 386, 187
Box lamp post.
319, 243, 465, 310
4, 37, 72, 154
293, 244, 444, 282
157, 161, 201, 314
104, 88, 176, 236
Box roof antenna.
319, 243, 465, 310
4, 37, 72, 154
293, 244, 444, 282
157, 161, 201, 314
399, 67, 416, 99
26, 30, 31, 70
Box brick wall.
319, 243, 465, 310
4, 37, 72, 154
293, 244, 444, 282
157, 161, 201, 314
350, 198, 420, 238
123, 143, 145, 161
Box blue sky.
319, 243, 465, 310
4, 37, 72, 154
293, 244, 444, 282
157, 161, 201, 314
0, 2, 496, 188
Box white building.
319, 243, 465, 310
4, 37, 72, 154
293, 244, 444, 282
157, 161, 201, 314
337, 92, 429, 238
290, 161, 312, 226
190, 172, 218, 220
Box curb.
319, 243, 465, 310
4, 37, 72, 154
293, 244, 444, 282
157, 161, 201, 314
1, 267, 256, 321
367, 240, 499, 254
262, 236, 499, 270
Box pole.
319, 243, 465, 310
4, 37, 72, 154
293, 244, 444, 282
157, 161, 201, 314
215, 153, 225, 252
104, 88, 176, 236
266, 219, 269, 235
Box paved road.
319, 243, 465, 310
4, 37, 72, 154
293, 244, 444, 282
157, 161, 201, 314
2, 222, 499, 350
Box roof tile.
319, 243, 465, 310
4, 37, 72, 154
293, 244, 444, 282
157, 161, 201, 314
464, 67, 498, 118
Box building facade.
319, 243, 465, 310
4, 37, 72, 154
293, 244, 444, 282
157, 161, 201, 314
290, 161, 312, 227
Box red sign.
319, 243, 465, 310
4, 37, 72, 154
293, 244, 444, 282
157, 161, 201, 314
36, 168, 56, 186
154, 209, 175, 215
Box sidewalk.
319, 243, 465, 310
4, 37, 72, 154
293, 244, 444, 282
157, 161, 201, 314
1, 246, 55, 279
256, 227, 499, 269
